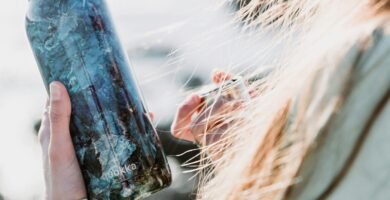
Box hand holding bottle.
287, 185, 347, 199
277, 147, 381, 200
38, 82, 87, 200
39, 82, 157, 199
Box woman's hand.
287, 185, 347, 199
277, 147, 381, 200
171, 70, 235, 145
39, 82, 87, 200
39, 82, 157, 199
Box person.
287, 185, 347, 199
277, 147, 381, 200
38, 0, 390, 199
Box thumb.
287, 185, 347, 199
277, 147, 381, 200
47, 82, 87, 199
48, 82, 73, 165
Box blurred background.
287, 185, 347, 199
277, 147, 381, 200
0, 0, 275, 199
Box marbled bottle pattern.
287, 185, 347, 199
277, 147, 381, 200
25, 0, 172, 199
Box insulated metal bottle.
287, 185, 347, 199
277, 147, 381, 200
25, 0, 172, 199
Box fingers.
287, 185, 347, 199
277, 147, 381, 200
48, 82, 74, 166
176, 95, 202, 120
189, 96, 243, 144
196, 96, 241, 121
171, 94, 202, 142
212, 69, 232, 85
171, 69, 233, 143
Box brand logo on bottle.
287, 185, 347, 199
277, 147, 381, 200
102, 164, 137, 181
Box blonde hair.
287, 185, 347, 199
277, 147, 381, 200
189, 0, 390, 199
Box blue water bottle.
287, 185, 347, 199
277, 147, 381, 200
25, 0, 172, 199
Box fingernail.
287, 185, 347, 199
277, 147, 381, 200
50, 82, 61, 101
